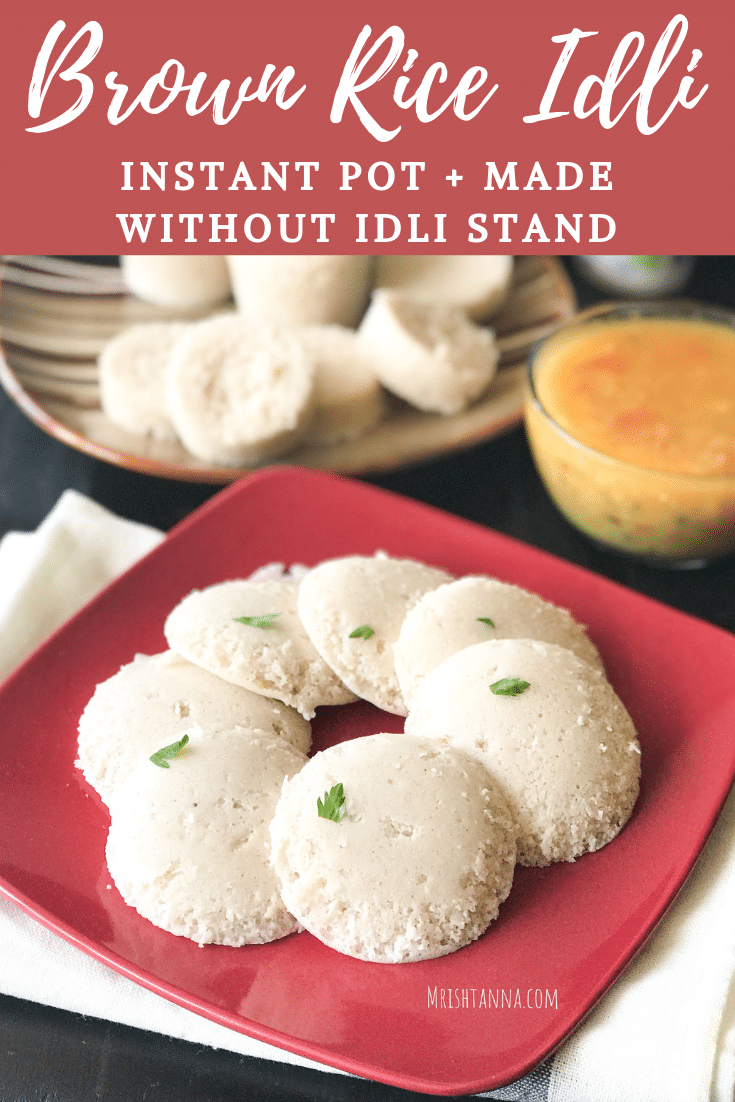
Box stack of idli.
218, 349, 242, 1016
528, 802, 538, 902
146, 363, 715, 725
77, 647, 314, 946
101, 254, 514, 464
76, 550, 641, 961
288, 557, 640, 872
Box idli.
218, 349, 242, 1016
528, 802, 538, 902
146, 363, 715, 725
394, 575, 604, 707
106, 728, 307, 946
164, 578, 358, 719
357, 291, 499, 415
121, 255, 231, 310
166, 314, 315, 465
76, 650, 311, 806
292, 324, 387, 444
375, 255, 513, 319
227, 255, 373, 327
405, 638, 641, 866
269, 733, 516, 963
98, 320, 188, 442
297, 553, 452, 714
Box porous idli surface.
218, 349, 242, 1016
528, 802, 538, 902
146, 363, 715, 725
297, 554, 452, 715
292, 324, 387, 444
394, 576, 604, 707
405, 639, 641, 867
375, 255, 514, 319
269, 733, 516, 963
76, 650, 311, 807
166, 314, 315, 465
121, 255, 231, 309
98, 321, 189, 442
164, 578, 357, 720
357, 291, 499, 415
106, 729, 307, 946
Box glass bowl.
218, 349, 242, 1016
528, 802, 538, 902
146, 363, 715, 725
524, 301, 735, 567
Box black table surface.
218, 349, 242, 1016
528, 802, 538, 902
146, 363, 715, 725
0, 256, 734, 1101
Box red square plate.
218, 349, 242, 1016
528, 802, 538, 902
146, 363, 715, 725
0, 467, 734, 1095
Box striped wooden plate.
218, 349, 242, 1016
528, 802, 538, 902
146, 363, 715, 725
0, 255, 575, 483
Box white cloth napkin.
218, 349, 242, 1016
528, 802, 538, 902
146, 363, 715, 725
0, 490, 734, 1101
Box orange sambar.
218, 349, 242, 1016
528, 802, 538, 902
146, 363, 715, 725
534, 317, 735, 476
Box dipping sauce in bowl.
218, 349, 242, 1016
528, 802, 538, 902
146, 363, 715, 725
525, 302, 735, 566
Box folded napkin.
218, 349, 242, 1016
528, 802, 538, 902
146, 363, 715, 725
0, 490, 733, 1101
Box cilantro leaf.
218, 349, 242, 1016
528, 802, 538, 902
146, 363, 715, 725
233, 612, 281, 628
490, 677, 531, 696
150, 734, 190, 768
477, 617, 495, 628
317, 783, 346, 822
349, 624, 374, 639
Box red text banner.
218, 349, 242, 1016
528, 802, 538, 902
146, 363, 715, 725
0, 0, 731, 254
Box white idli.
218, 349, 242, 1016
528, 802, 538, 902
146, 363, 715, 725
269, 732, 516, 963
297, 553, 452, 715
106, 728, 307, 946
76, 650, 311, 806
394, 575, 605, 707
227, 255, 373, 327
405, 638, 641, 866
357, 291, 499, 415
164, 578, 358, 719
375, 255, 513, 319
121, 255, 231, 309
292, 324, 387, 444
166, 314, 315, 465
98, 320, 188, 441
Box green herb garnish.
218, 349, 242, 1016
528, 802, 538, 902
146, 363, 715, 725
150, 734, 190, 768
233, 613, 281, 628
349, 624, 375, 639
490, 677, 531, 696
477, 617, 495, 629
317, 783, 346, 822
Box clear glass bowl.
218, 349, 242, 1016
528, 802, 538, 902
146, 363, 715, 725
524, 301, 735, 567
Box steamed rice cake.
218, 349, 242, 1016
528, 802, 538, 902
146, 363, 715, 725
106, 728, 307, 945
269, 732, 517, 962
357, 292, 499, 415
164, 578, 357, 719
76, 650, 311, 806
405, 638, 640, 866
165, 314, 315, 465
297, 553, 452, 715
98, 321, 189, 442
394, 575, 604, 707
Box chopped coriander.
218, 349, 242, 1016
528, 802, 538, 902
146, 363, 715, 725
317, 783, 346, 822
490, 677, 531, 696
477, 617, 495, 629
233, 612, 281, 628
349, 624, 374, 639
150, 734, 190, 768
